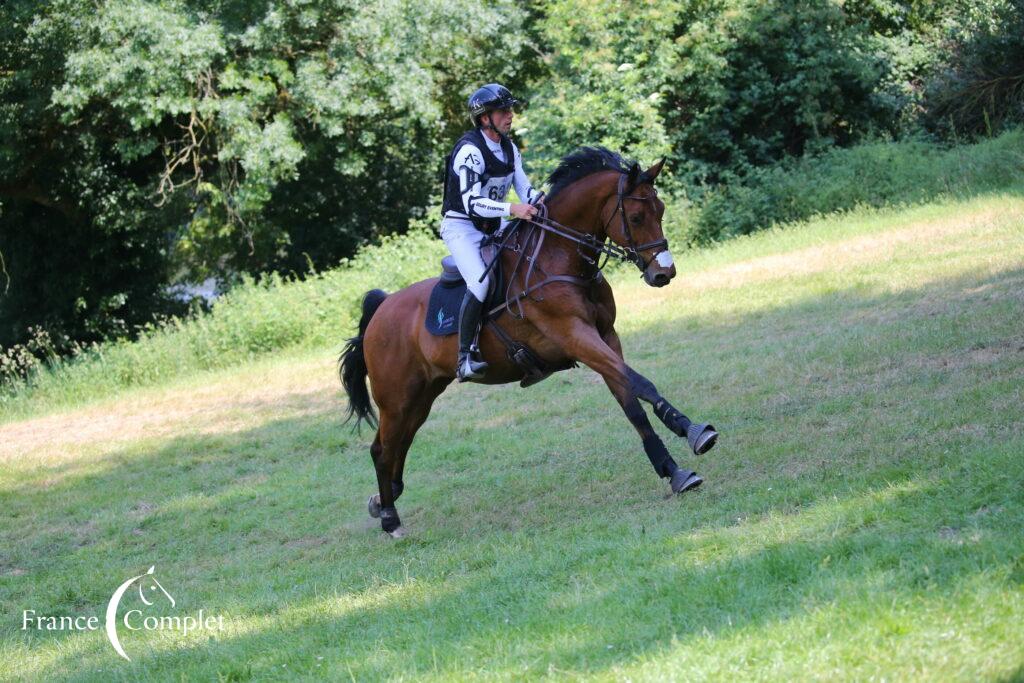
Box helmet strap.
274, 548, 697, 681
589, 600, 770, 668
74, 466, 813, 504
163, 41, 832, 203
478, 113, 500, 138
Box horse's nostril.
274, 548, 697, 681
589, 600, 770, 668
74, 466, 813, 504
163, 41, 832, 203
653, 273, 669, 286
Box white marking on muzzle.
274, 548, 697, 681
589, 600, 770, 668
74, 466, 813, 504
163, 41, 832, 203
655, 250, 674, 268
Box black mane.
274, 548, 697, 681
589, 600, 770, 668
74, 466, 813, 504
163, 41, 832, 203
545, 146, 638, 200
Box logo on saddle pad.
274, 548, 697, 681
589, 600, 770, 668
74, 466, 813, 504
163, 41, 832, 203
425, 282, 464, 336
437, 307, 455, 331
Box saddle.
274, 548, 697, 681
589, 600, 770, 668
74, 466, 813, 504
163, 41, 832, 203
424, 253, 504, 336
424, 241, 574, 388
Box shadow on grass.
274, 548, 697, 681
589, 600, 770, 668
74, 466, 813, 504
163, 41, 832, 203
997, 664, 1024, 683
2, 261, 1023, 679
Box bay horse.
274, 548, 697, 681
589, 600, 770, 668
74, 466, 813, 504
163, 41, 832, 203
339, 147, 718, 537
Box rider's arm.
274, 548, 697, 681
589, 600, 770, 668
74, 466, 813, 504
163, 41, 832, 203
512, 144, 540, 204
454, 144, 510, 218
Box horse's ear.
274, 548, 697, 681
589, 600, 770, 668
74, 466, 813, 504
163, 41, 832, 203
643, 157, 666, 183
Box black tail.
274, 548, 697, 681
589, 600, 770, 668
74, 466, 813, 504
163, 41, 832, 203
338, 289, 388, 431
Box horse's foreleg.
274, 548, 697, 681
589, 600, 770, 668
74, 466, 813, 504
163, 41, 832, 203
628, 367, 718, 455
603, 330, 718, 456
552, 318, 701, 494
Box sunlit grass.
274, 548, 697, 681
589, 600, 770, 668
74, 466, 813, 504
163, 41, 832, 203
1, 194, 1022, 681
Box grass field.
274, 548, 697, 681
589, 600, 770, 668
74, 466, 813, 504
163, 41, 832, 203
1, 193, 1023, 681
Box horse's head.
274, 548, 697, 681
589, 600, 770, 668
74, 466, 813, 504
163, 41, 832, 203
604, 159, 675, 287
544, 147, 676, 286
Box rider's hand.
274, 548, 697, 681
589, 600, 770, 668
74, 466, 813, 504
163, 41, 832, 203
510, 203, 538, 220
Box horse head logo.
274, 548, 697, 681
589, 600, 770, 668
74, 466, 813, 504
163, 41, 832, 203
104, 566, 175, 661
437, 308, 445, 327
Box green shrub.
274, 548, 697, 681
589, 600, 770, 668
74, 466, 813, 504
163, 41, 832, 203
0, 227, 447, 417
688, 128, 1024, 244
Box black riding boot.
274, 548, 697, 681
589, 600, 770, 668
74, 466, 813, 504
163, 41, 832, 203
456, 291, 489, 382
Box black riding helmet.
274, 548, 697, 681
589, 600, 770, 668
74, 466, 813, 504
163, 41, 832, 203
468, 83, 520, 127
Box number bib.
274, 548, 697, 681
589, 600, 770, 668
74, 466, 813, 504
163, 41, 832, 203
481, 176, 512, 202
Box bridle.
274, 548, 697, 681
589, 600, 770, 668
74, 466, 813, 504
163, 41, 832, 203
479, 167, 672, 321
598, 173, 669, 272
508, 171, 669, 275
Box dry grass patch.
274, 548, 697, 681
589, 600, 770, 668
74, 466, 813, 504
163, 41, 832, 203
0, 355, 338, 467
619, 204, 1020, 319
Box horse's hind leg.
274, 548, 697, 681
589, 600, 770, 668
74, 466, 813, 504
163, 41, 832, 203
368, 378, 451, 537
388, 379, 451, 492
369, 409, 407, 537
366, 433, 399, 518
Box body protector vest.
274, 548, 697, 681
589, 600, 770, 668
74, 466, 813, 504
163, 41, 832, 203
441, 129, 517, 233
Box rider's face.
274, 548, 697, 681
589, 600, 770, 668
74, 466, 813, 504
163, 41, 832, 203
485, 108, 514, 133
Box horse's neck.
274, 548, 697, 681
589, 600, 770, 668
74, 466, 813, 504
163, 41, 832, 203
499, 173, 614, 286
535, 176, 613, 276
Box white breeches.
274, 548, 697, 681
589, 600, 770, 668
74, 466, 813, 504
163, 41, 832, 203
440, 215, 503, 302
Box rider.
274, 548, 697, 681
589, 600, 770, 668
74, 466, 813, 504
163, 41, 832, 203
440, 83, 542, 382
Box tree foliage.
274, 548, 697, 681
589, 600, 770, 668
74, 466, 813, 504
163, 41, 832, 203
517, 0, 674, 176
1, 0, 529, 349
921, 0, 1024, 137
663, 0, 891, 184
2, 0, 1023, 363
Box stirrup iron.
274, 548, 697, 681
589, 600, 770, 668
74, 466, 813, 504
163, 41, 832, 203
457, 349, 488, 382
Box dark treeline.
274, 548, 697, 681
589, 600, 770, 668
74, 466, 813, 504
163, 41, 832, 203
1, 0, 1022, 362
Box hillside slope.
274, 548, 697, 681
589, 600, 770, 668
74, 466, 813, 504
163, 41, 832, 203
1, 194, 1022, 681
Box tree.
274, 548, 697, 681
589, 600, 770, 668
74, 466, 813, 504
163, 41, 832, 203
1, 0, 532, 349
660, 0, 888, 185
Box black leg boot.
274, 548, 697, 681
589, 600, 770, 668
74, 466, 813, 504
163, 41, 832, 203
456, 291, 489, 382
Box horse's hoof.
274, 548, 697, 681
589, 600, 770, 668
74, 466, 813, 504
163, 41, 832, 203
368, 494, 381, 518
687, 423, 718, 455
671, 469, 703, 494
387, 526, 407, 539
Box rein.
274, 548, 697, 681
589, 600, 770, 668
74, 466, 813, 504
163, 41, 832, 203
482, 171, 668, 320
522, 173, 668, 271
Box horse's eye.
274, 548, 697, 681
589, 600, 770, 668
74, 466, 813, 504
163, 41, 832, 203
629, 213, 642, 224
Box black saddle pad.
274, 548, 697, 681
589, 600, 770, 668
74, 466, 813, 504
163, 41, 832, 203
425, 250, 504, 336
425, 280, 464, 335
